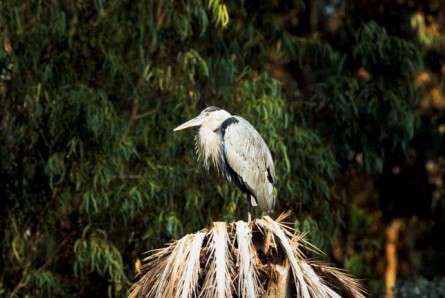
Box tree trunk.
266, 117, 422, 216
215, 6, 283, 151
385, 219, 402, 298
264, 259, 291, 298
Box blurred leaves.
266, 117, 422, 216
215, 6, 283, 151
74, 235, 126, 286
395, 277, 445, 298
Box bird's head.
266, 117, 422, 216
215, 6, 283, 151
173, 106, 231, 132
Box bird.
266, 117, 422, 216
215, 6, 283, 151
173, 106, 275, 212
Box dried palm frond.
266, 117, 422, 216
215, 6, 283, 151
201, 222, 233, 298
235, 220, 262, 298
178, 232, 206, 298
311, 263, 366, 298
129, 214, 366, 298
256, 216, 314, 298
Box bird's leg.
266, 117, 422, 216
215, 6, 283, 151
247, 195, 252, 223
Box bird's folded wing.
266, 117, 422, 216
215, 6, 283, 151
222, 117, 275, 210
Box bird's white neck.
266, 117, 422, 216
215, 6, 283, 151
196, 126, 222, 170
195, 109, 231, 170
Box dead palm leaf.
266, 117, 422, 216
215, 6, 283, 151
129, 214, 365, 298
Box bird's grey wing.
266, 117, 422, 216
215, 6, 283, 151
222, 116, 275, 211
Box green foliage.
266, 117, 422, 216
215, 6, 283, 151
345, 254, 371, 279
294, 217, 327, 251
74, 231, 126, 291
298, 22, 421, 174
23, 270, 63, 297
207, 0, 229, 28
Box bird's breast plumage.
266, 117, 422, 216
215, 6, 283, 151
196, 126, 223, 171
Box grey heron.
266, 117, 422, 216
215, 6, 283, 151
173, 106, 276, 212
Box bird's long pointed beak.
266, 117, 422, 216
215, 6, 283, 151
173, 115, 204, 131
